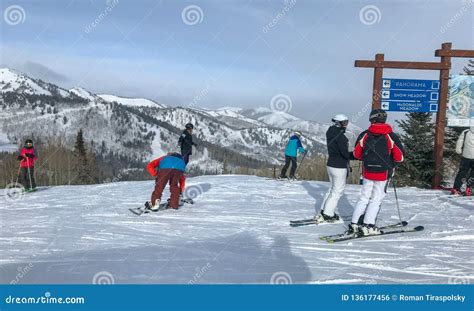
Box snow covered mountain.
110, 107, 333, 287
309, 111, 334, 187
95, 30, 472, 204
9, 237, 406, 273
1, 175, 472, 284
0, 68, 351, 173
0, 68, 70, 97
98, 94, 166, 108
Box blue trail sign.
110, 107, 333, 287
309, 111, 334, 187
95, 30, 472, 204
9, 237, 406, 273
381, 78, 440, 112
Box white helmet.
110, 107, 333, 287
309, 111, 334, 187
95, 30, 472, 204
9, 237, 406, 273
294, 131, 303, 137
332, 114, 349, 128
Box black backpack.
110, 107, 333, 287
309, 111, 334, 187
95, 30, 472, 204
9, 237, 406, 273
362, 132, 392, 173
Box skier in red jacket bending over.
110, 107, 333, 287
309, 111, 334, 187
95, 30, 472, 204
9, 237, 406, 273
348, 109, 404, 236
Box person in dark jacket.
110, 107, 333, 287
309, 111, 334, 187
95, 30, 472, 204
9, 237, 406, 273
279, 132, 305, 180
314, 114, 354, 223
178, 123, 197, 164
17, 139, 37, 190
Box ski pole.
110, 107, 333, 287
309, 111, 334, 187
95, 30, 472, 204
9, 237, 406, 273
15, 161, 21, 186
294, 151, 307, 177
26, 157, 33, 190
392, 174, 403, 224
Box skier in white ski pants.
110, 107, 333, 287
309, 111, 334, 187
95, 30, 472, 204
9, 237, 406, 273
314, 114, 354, 223
320, 166, 347, 217
347, 109, 404, 236
351, 179, 388, 225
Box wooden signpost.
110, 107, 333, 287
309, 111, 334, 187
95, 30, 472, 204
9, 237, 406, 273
355, 42, 474, 189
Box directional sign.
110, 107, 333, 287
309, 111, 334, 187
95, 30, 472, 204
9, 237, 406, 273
381, 78, 440, 113
381, 101, 439, 113
382, 78, 440, 91
381, 90, 439, 101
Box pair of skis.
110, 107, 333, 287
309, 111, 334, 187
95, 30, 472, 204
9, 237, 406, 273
289, 217, 348, 227
322, 222, 424, 243
290, 218, 424, 243
129, 198, 194, 216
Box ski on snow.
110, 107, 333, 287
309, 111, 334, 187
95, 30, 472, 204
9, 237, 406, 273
289, 216, 352, 227
318, 221, 408, 240
322, 224, 424, 243
129, 198, 194, 216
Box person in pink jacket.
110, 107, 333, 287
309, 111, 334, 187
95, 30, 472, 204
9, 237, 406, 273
17, 139, 37, 190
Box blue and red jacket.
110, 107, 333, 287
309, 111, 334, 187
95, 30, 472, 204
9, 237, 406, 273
146, 154, 186, 192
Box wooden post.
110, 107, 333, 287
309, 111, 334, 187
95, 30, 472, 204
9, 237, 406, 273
432, 43, 452, 188
372, 54, 384, 109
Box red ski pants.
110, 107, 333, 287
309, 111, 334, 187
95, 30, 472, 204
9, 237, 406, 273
151, 169, 184, 209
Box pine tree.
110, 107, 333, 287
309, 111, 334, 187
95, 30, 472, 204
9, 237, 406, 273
73, 129, 92, 184
396, 113, 435, 188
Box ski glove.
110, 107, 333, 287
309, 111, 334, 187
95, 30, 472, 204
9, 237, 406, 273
25, 153, 35, 158
17, 155, 24, 161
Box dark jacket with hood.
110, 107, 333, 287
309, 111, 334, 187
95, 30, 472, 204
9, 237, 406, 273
326, 125, 353, 169
178, 130, 195, 155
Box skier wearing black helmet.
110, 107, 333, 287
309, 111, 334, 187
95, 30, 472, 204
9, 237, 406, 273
347, 108, 405, 236
178, 123, 197, 164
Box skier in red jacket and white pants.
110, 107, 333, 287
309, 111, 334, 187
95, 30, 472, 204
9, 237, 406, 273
348, 109, 404, 236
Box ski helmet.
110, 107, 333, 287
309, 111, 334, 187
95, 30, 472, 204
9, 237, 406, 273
25, 138, 33, 149
185, 123, 194, 130
294, 131, 302, 137
331, 114, 349, 128
369, 109, 387, 123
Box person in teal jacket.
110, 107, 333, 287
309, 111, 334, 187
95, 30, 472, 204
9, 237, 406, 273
279, 132, 305, 179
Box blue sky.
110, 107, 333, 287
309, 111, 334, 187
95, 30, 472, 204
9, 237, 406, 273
0, 0, 472, 125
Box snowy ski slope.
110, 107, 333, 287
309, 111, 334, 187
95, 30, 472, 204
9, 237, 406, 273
0, 175, 472, 284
